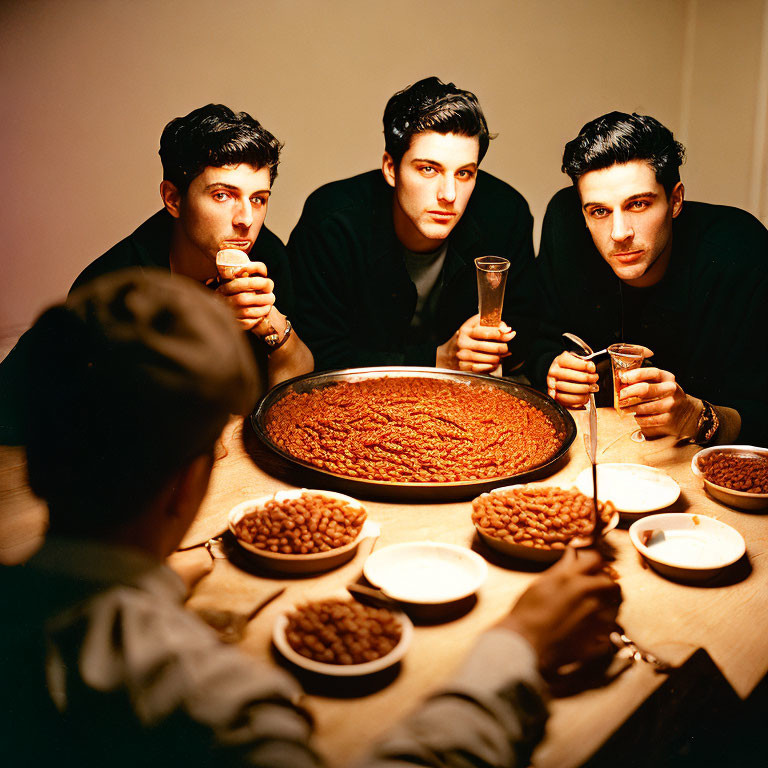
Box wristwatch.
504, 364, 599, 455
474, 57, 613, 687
263, 319, 292, 350
692, 400, 719, 445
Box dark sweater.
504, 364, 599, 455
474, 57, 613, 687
287, 169, 539, 371
529, 186, 768, 444
0, 210, 291, 444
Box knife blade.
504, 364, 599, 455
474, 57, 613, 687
586, 396, 604, 544
565, 333, 603, 545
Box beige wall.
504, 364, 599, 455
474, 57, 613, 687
1, 0, 766, 337
681, 0, 768, 215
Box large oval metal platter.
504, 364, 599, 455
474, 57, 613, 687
251, 367, 576, 501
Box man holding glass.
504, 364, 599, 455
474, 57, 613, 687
529, 112, 767, 445
0, 104, 313, 444
73, 103, 314, 389
288, 77, 539, 374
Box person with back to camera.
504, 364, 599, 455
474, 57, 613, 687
528, 111, 768, 445
288, 76, 540, 375
0, 104, 313, 444
0, 267, 621, 768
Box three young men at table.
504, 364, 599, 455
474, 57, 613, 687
529, 112, 767, 445
1, 268, 621, 767
288, 77, 539, 375
0, 105, 313, 444
3, 89, 766, 450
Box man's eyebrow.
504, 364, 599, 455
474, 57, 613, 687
625, 191, 658, 202
203, 182, 271, 195
411, 157, 445, 168
410, 158, 479, 170
582, 191, 658, 210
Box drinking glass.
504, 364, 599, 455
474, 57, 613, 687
216, 248, 251, 281
608, 343, 646, 442
475, 256, 510, 326
215, 249, 278, 339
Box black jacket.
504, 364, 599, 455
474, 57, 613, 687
288, 170, 539, 371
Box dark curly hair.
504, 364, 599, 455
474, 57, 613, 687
562, 111, 685, 194
159, 104, 282, 193
383, 77, 492, 165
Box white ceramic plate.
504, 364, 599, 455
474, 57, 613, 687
473, 484, 620, 563
363, 542, 487, 604
228, 489, 378, 573
629, 513, 746, 581
691, 445, 768, 511
576, 463, 680, 515
273, 604, 413, 676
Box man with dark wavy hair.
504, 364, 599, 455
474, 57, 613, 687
72, 103, 313, 389
289, 77, 539, 374
529, 111, 767, 444
0, 105, 313, 444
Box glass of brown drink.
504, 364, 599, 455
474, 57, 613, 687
475, 256, 510, 327
607, 343, 645, 415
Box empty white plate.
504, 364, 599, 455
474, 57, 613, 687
576, 463, 680, 515
363, 542, 487, 604
629, 513, 746, 581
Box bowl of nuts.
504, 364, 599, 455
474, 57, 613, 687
228, 489, 378, 573
273, 597, 413, 676
471, 484, 619, 562
691, 445, 768, 510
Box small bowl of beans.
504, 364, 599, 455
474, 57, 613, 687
692, 445, 768, 511
471, 484, 619, 562
229, 489, 376, 573
272, 597, 413, 676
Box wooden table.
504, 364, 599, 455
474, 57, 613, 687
2, 408, 767, 767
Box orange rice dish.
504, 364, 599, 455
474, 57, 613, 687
265, 377, 565, 483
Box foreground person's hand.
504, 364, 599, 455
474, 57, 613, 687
436, 314, 514, 373
499, 547, 621, 677
619, 366, 700, 439
215, 261, 275, 332
546, 351, 599, 408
